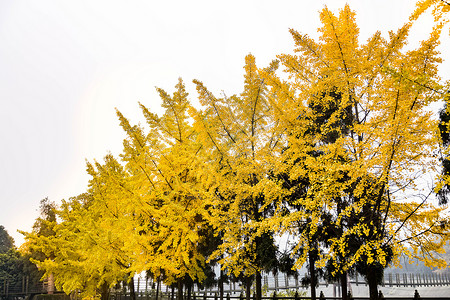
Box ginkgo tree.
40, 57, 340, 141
193, 54, 282, 300
22, 159, 140, 300
21, 79, 216, 300
261, 4, 449, 300
116, 78, 216, 300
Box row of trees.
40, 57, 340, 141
21, 4, 450, 300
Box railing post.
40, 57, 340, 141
227, 293, 230, 300
26, 276, 29, 294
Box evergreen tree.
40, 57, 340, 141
0, 225, 15, 253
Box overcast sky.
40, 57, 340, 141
1, 0, 449, 247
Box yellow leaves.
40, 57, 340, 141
411, 0, 450, 34
258, 4, 450, 282
318, 4, 360, 78
22, 5, 450, 297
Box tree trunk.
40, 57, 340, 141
309, 252, 316, 300
219, 269, 224, 300
100, 282, 110, 300
129, 278, 136, 300
156, 277, 160, 300
245, 276, 252, 300
255, 271, 262, 300
47, 273, 55, 294
340, 272, 347, 300
187, 283, 192, 300
366, 269, 378, 300
177, 278, 184, 300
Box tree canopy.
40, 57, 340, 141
21, 4, 450, 300
0, 225, 15, 254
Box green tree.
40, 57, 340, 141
1, 226, 41, 290
21, 197, 58, 293
0, 225, 15, 253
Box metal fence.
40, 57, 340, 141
113, 291, 450, 300
2, 272, 450, 300
0, 277, 47, 298
131, 272, 450, 297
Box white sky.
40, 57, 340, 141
1, 0, 449, 247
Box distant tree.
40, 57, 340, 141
0, 249, 24, 282
0, 225, 15, 253
0, 249, 41, 281
20, 197, 58, 293
1, 226, 41, 285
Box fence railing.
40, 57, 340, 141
0, 277, 47, 297
2, 272, 449, 299
111, 292, 450, 300
131, 272, 450, 297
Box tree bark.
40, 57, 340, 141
340, 272, 348, 300
366, 269, 378, 300
177, 278, 184, 300
47, 273, 55, 294
100, 282, 110, 300
129, 278, 136, 300
255, 271, 262, 300
219, 269, 224, 300
187, 283, 192, 300
245, 276, 252, 300
309, 252, 316, 300
156, 277, 160, 300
